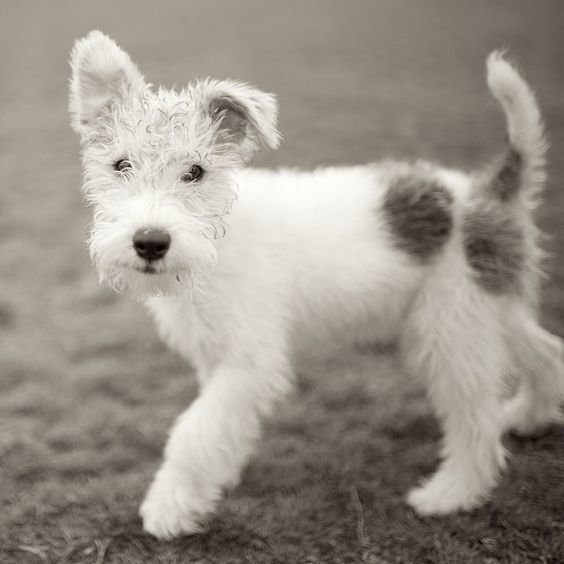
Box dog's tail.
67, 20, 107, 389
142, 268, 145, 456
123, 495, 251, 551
484, 51, 547, 206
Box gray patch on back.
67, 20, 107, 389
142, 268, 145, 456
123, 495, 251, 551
488, 148, 522, 201
463, 201, 525, 293
383, 173, 453, 261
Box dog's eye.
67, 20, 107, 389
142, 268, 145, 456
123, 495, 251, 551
114, 159, 132, 173
181, 165, 205, 183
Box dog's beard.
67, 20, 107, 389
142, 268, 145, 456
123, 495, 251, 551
100, 267, 196, 300
91, 232, 218, 300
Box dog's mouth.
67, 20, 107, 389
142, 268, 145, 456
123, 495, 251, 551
132, 263, 185, 283
134, 263, 159, 275
101, 259, 194, 297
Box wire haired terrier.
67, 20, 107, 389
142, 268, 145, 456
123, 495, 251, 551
69, 31, 564, 539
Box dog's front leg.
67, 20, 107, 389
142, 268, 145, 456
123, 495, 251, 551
140, 352, 291, 540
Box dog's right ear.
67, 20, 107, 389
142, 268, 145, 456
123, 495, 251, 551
69, 30, 145, 138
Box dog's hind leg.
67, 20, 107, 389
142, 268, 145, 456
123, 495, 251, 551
401, 253, 509, 515
503, 307, 564, 436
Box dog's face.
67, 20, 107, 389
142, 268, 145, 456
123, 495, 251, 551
69, 31, 279, 298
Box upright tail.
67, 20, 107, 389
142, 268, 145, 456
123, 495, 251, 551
485, 51, 547, 206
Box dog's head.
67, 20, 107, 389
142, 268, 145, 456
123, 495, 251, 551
69, 30, 279, 298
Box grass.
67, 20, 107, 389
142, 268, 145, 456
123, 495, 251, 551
1, 1, 564, 562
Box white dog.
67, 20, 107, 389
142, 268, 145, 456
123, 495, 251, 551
69, 31, 564, 539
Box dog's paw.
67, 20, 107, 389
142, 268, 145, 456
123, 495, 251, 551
502, 391, 563, 438
406, 475, 485, 516
139, 467, 214, 540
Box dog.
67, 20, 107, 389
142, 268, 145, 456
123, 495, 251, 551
69, 31, 564, 540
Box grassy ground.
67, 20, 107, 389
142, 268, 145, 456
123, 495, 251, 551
1, 1, 564, 562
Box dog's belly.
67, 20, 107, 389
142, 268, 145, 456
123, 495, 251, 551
290, 305, 401, 363
288, 265, 418, 363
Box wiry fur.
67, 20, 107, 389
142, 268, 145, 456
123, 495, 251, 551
69, 32, 564, 540
486, 51, 547, 206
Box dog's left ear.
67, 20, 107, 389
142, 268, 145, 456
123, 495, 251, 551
69, 30, 145, 138
193, 79, 281, 160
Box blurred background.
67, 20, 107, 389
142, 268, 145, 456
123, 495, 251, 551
1, 1, 563, 562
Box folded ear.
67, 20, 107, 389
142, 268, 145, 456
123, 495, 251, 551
193, 79, 281, 160
69, 30, 145, 138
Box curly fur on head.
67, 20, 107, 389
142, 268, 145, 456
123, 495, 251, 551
69, 30, 280, 298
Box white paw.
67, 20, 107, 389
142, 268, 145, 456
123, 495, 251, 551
139, 467, 217, 540
406, 474, 486, 516
503, 392, 563, 437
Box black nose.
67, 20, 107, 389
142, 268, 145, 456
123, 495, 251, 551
133, 229, 171, 261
